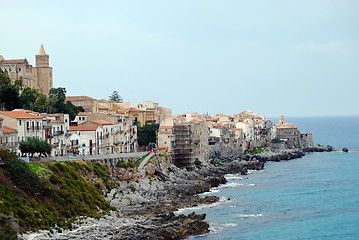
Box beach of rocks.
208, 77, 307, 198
20, 145, 338, 240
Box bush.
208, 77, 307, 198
210, 158, 223, 167
1, 150, 43, 194
116, 160, 136, 169
194, 159, 202, 166
19, 138, 52, 157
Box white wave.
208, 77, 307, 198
222, 223, 238, 227
201, 188, 220, 195
217, 182, 256, 189
226, 176, 246, 180
174, 198, 228, 215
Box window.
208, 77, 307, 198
19, 120, 22, 125
27, 122, 30, 131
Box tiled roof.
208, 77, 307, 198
0, 59, 28, 64
277, 125, 298, 129
78, 112, 91, 116
50, 120, 63, 124
0, 111, 43, 119
2, 127, 17, 133
229, 128, 242, 131
70, 126, 100, 131
159, 126, 172, 129
66, 96, 97, 102
129, 107, 145, 112
91, 120, 113, 125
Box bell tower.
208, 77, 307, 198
36, 44, 49, 67
33, 44, 53, 96
279, 115, 285, 125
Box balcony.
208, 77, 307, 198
54, 130, 64, 136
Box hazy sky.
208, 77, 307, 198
1, 0, 358, 117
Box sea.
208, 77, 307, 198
179, 116, 359, 240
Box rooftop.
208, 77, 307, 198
0, 111, 43, 119
91, 120, 113, 125
0, 59, 28, 65
3, 127, 17, 133
66, 96, 97, 102
70, 126, 100, 131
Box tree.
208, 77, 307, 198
20, 87, 41, 110
0, 69, 20, 110
109, 91, 123, 103
137, 123, 158, 147
19, 138, 52, 157
48, 87, 84, 120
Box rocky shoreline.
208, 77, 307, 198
20, 145, 339, 240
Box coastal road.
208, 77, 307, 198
138, 152, 155, 176
38, 152, 148, 162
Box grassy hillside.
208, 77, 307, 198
0, 149, 116, 239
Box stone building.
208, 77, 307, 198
0, 45, 53, 95
172, 120, 208, 170
66, 96, 98, 112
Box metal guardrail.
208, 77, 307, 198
37, 152, 148, 162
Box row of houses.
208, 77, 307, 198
0, 109, 137, 156
158, 111, 314, 169
66, 97, 172, 126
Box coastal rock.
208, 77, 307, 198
342, 147, 349, 152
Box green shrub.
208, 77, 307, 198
210, 158, 223, 167
194, 159, 202, 166
2, 152, 43, 194
116, 160, 136, 169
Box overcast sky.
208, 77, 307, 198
1, 0, 358, 117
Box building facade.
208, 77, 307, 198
0, 45, 53, 95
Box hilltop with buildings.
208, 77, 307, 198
0, 45, 316, 166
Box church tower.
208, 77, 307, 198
33, 44, 53, 96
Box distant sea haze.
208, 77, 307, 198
184, 116, 359, 240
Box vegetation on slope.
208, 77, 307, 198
0, 149, 116, 239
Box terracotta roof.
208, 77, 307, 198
0, 111, 43, 119
229, 128, 242, 131
0, 59, 28, 64
2, 127, 17, 133
78, 112, 91, 116
277, 126, 298, 129
129, 107, 145, 112
91, 120, 113, 125
159, 126, 172, 129
70, 126, 100, 131
98, 99, 111, 103
50, 120, 63, 124
66, 96, 97, 102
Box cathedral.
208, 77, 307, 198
0, 45, 53, 96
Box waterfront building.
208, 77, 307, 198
0, 111, 44, 154
40, 113, 70, 156
69, 125, 104, 155
158, 125, 173, 152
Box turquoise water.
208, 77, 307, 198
185, 116, 359, 240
